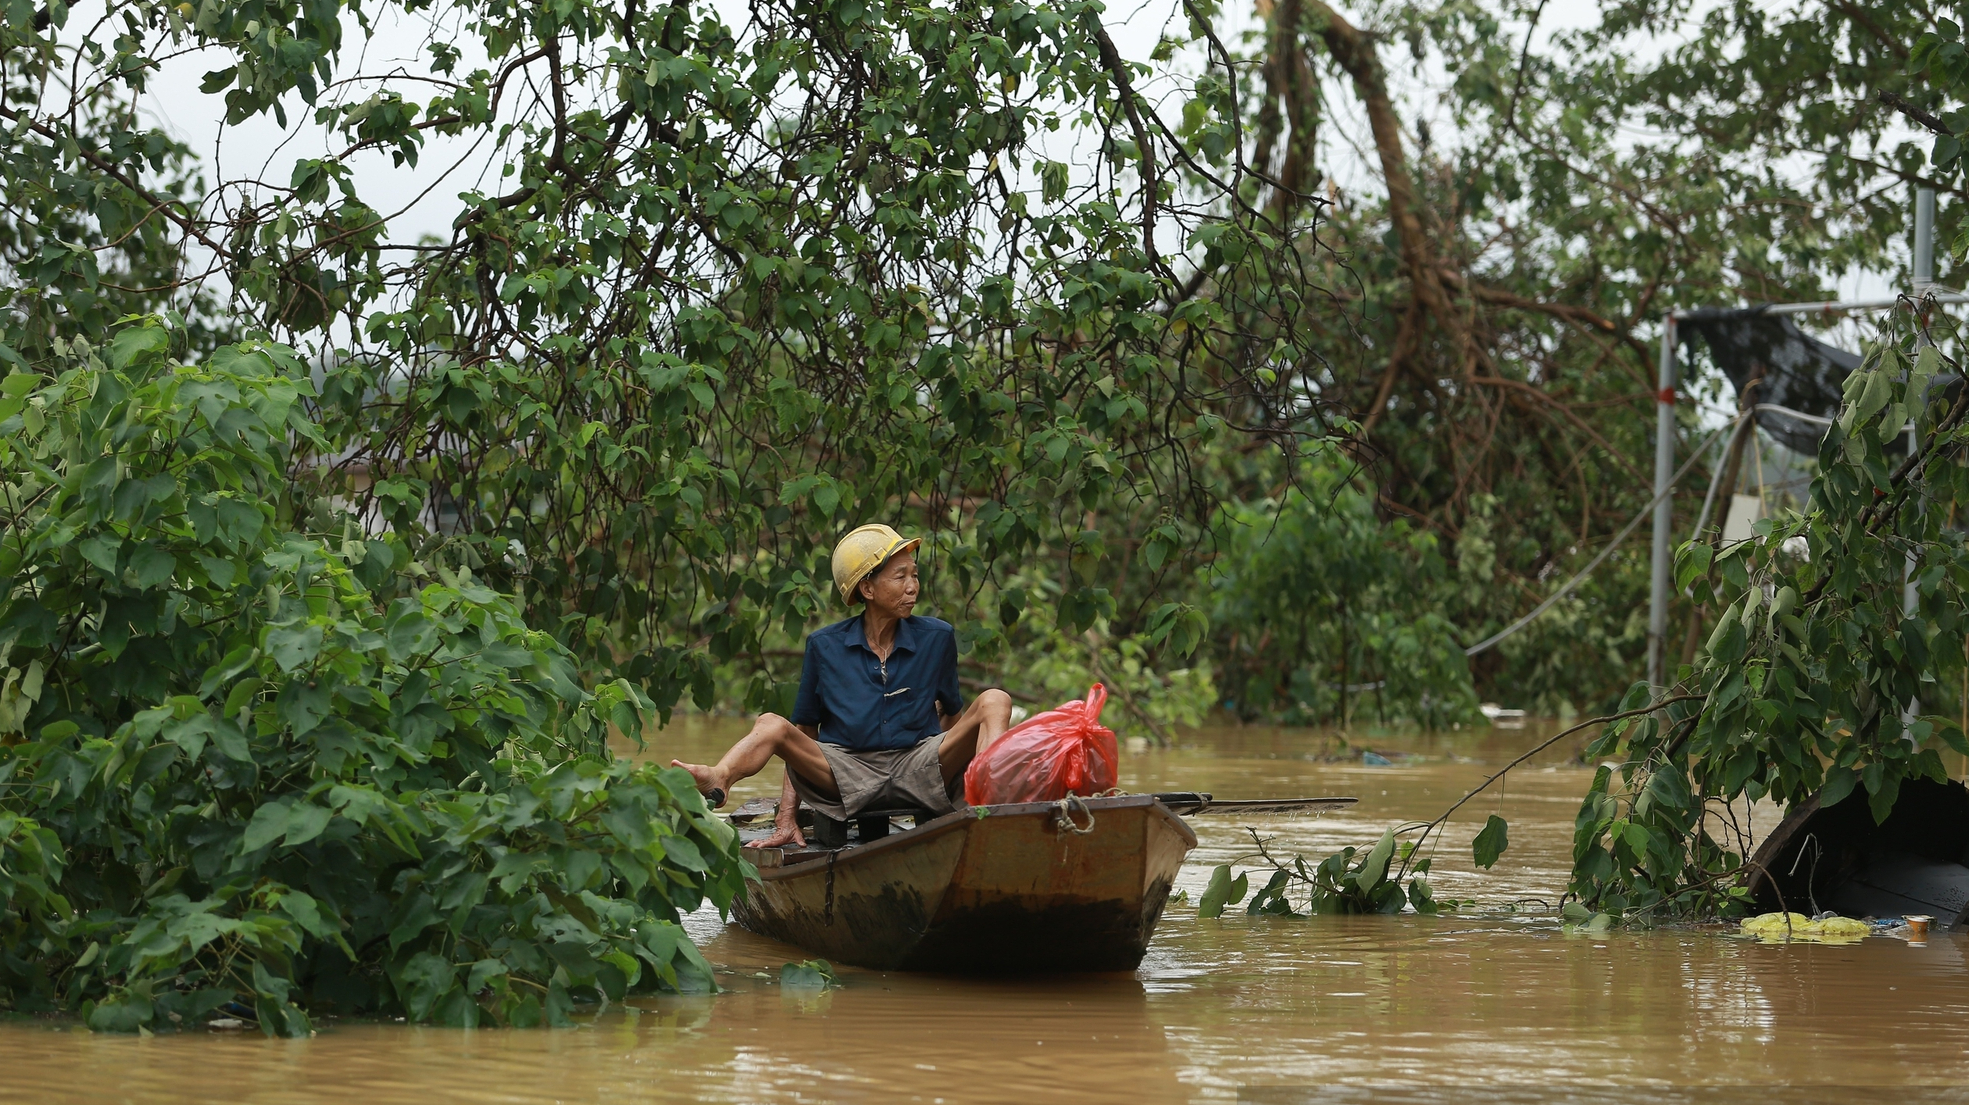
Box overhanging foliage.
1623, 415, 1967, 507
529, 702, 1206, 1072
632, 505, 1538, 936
0, 327, 745, 1033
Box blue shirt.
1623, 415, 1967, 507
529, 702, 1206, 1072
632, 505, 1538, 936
790, 615, 965, 751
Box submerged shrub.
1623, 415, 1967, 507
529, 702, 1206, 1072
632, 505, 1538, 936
0, 323, 746, 1035
1209, 453, 1481, 728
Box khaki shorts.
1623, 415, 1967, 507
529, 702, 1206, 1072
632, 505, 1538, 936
788, 735, 964, 821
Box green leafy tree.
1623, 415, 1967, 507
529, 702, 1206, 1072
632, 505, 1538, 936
1570, 302, 1969, 920
1208, 451, 1478, 726
1, 0, 1321, 728
1165, 0, 1964, 716
0, 325, 744, 1033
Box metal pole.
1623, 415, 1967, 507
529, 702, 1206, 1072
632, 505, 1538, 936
1648, 237, 1965, 691
1914, 187, 1936, 293
1758, 292, 1969, 316
1648, 315, 1677, 689
1905, 186, 1934, 731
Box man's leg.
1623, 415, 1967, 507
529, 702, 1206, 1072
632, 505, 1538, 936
671, 713, 837, 807
936, 688, 1014, 786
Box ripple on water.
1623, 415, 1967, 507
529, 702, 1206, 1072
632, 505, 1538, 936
5, 721, 1967, 1103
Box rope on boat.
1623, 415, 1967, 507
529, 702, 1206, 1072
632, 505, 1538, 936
1054, 794, 1097, 835
823, 850, 837, 926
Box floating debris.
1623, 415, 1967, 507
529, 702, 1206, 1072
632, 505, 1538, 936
1740, 912, 1870, 944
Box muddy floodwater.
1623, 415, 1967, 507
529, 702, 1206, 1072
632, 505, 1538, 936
6, 720, 1969, 1104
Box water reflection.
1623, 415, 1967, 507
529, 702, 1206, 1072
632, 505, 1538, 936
3, 718, 1965, 1104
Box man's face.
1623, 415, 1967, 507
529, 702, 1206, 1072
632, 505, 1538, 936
860, 550, 919, 618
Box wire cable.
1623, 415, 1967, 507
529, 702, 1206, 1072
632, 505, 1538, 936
1461, 421, 1734, 658
1331, 422, 1733, 692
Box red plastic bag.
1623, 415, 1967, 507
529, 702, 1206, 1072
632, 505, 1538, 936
963, 683, 1119, 806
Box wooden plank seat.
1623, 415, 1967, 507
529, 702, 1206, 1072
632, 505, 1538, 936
809, 806, 935, 848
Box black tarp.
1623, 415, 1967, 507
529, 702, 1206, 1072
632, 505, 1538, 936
1677, 307, 1861, 456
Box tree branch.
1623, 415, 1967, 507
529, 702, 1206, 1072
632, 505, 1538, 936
1089, 18, 1162, 271
1877, 89, 1949, 136
1303, 0, 1467, 437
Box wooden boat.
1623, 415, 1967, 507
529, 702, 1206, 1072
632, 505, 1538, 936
730, 794, 1198, 973
1746, 776, 1969, 929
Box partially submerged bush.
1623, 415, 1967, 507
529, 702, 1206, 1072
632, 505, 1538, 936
1208, 454, 1482, 728
1195, 830, 1452, 920
0, 323, 745, 1034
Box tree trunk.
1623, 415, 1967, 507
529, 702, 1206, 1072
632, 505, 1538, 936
1302, 0, 1467, 437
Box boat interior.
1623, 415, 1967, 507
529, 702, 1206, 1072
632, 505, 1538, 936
725, 797, 935, 867
1748, 777, 1969, 929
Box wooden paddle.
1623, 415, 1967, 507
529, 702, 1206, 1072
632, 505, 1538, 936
1147, 792, 1357, 815
723, 791, 1357, 824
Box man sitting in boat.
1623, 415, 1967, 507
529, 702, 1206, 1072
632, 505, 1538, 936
671, 523, 1014, 847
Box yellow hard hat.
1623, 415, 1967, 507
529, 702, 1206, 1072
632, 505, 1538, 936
831, 523, 921, 603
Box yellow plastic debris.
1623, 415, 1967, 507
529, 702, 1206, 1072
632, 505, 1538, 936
1741, 912, 1812, 937
1739, 912, 1871, 943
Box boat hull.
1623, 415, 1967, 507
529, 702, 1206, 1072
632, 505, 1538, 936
730, 795, 1197, 973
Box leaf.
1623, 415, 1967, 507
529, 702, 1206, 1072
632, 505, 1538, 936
208, 720, 253, 762
546, 940, 601, 983
779, 959, 839, 989
1866, 764, 1903, 825
221, 677, 265, 720
128, 545, 176, 590
77, 535, 121, 575
386, 609, 437, 661
198, 646, 259, 699
216, 499, 264, 549
1197, 863, 1249, 919
395, 951, 457, 1022
281, 802, 331, 848
107, 325, 169, 370
197, 554, 239, 588
242, 800, 296, 853
265, 623, 325, 672
1245, 869, 1297, 916
1472, 814, 1510, 869
1354, 829, 1396, 890
84, 992, 153, 1033
388, 892, 442, 952
544, 980, 574, 1027
162, 712, 217, 760
1407, 878, 1439, 914
275, 680, 332, 737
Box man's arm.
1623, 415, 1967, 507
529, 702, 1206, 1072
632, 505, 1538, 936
745, 723, 820, 849
935, 628, 965, 731
750, 642, 822, 848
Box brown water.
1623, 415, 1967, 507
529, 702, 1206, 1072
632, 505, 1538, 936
5, 720, 1967, 1104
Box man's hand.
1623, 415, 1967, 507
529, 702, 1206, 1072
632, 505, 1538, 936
743, 769, 806, 849
746, 812, 806, 849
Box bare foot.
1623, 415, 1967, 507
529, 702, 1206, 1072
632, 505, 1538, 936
669, 760, 730, 808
